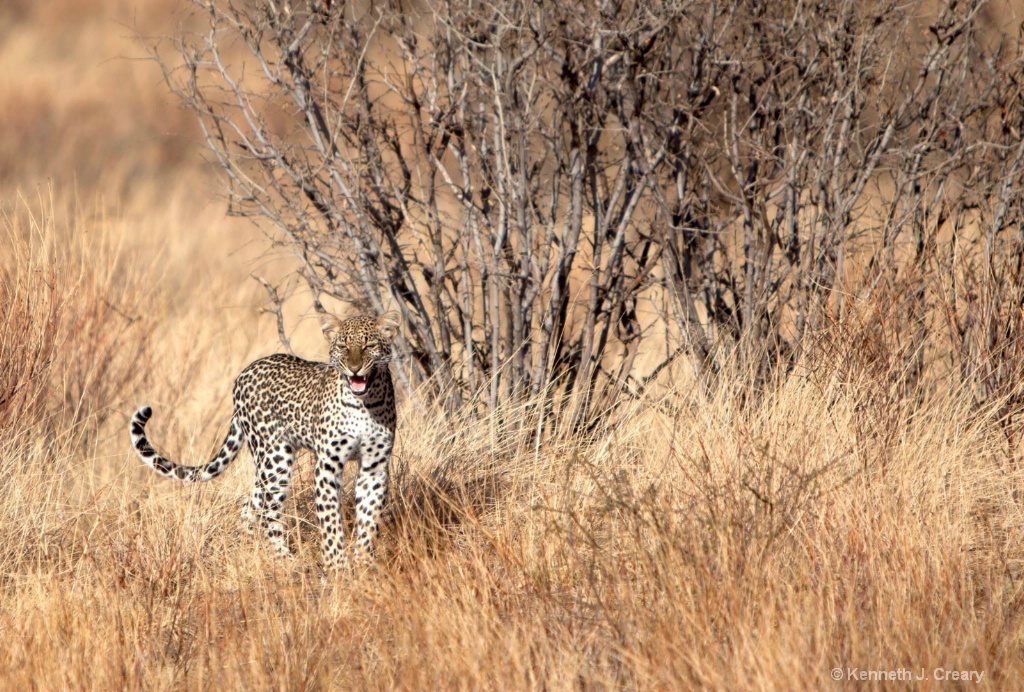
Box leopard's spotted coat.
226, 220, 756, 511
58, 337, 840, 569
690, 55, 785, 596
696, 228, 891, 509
129, 312, 400, 569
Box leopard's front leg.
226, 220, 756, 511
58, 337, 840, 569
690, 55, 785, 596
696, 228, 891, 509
353, 439, 391, 562
315, 439, 357, 571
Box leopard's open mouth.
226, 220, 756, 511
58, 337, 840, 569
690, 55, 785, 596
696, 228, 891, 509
348, 374, 370, 395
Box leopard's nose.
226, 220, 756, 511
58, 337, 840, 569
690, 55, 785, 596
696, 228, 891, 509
346, 345, 364, 368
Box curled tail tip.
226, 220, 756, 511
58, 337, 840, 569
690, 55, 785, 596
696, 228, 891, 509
131, 407, 152, 438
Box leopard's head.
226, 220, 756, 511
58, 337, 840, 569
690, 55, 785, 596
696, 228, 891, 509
320, 311, 401, 396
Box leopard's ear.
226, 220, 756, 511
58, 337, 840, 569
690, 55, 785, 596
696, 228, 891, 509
320, 313, 344, 342
376, 311, 401, 341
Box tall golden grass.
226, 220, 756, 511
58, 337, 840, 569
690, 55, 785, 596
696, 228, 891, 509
2, 1, 1024, 689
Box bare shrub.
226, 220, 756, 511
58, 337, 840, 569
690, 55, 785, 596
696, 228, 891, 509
154, 0, 1022, 428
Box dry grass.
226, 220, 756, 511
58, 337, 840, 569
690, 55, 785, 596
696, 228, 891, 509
2, 1, 1024, 689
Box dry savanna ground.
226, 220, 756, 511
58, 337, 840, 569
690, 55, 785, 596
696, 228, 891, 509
2, 1, 1024, 689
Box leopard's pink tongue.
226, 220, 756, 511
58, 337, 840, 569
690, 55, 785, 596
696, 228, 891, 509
350, 375, 368, 394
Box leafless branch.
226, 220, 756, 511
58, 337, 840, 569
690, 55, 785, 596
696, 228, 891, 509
149, 0, 1024, 430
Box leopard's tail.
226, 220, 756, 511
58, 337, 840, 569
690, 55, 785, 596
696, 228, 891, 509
130, 406, 245, 482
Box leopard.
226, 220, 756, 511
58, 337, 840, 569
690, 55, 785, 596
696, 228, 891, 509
129, 311, 401, 571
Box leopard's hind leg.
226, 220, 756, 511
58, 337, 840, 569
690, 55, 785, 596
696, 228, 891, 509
246, 432, 296, 559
